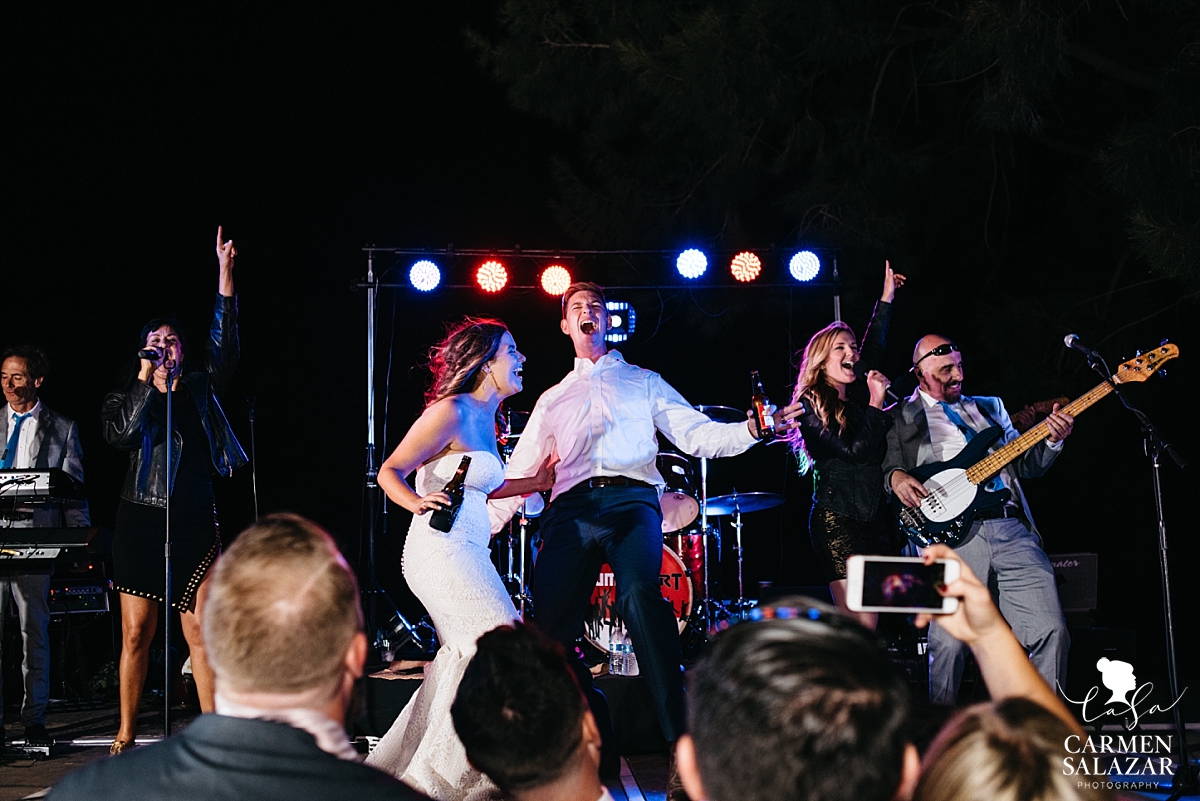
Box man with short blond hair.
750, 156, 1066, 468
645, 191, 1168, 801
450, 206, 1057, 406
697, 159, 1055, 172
50, 514, 427, 800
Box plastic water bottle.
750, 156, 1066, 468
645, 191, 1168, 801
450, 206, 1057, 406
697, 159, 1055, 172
608, 627, 627, 676
624, 637, 639, 677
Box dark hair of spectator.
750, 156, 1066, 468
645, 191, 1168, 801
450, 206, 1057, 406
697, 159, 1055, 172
2, 345, 50, 380
688, 599, 911, 801
451, 624, 588, 794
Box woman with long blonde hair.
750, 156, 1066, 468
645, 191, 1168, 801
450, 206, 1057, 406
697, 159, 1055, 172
790, 264, 904, 627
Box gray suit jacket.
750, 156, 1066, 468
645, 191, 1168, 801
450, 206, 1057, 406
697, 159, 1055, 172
882, 391, 1059, 537
2, 402, 91, 528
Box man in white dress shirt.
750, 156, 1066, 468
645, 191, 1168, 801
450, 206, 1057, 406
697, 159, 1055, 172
1, 345, 90, 748
883, 334, 1074, 704
491, 282, 794, 750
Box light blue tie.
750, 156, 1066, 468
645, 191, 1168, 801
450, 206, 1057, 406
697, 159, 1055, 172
938, 401, 977, 442
939, 402, 1003, 492
2, 412, 31, 469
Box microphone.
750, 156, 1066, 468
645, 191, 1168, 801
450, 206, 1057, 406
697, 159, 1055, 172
1063, 334, 1101, 360
138, 348, 161, 360
854, 362, 900, 402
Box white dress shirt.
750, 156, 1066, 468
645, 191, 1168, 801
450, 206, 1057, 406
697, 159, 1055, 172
491, 351, 757, 530
3, 400, 42, 470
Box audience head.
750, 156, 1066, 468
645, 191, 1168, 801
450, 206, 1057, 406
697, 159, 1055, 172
451, 624, 601, 799
677, 599, 918, 801
203, 513, 365, 706
914, 698, 1114, 801
425, 317, 511, 406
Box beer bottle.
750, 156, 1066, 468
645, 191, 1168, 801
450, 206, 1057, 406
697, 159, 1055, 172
429, 455, 472, 532
751, 370, 776, 441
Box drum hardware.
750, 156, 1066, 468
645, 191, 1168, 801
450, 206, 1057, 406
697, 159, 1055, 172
705, 491, 785, 611
497, 410, 536, 620
657, 452, 699, 533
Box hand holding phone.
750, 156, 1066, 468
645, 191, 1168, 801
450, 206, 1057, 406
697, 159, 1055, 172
912, 544, 1008, 644
846, 555, 960, 615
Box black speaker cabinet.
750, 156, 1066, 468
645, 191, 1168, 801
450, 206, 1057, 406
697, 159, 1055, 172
1047, 552, 1098, 612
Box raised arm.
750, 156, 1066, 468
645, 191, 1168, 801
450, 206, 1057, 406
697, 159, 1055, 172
207, 226, 240, 393
378, 401, 461, 516
915, 544, 1082, 737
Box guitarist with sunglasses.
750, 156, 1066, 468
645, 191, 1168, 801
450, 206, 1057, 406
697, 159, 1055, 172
883, 335, 1074, 706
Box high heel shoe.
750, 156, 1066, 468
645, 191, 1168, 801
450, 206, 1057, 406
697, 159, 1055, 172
109, 738, 132, 755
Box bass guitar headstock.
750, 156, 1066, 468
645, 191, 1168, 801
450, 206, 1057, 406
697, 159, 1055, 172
1113, 343, 1179, 384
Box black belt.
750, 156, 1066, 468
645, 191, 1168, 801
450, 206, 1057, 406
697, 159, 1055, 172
975, 504, 1024, 522
569, 476, 655, 492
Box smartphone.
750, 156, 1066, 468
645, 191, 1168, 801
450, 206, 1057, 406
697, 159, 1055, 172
845, 555, 960, 614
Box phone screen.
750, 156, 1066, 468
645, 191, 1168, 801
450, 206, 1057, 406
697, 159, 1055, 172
860, 560, 947, 610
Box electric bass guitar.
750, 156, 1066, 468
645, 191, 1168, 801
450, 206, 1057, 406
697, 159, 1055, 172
896, 343, 1178, 548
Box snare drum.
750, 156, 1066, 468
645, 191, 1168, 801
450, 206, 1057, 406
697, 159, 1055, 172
584, 546, 693, 654
657, 453, 699, 533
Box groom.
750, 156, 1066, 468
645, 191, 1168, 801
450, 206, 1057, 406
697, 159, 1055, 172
491, 282, 796, 751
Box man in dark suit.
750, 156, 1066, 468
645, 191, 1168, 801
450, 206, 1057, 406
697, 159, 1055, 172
883, 334, 1074, 705
1, 345, 90, 748
50, 514, 428, 800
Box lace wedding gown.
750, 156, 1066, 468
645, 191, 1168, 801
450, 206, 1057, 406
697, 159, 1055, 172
366, 450, 517, 800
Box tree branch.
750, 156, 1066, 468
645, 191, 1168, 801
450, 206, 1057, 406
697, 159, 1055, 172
1060, 41, 1161, 93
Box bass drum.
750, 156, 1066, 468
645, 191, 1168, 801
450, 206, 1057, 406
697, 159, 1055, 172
584, 546, 693, 654
657, 452, 699, 533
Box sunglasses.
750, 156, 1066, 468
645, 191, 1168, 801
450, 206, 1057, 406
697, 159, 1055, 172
910, 343, 960, 372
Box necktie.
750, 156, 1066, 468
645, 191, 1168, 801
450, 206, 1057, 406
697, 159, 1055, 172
938, 402, 977, 442
939, 401, 1004, 492
2, 412, 32, 469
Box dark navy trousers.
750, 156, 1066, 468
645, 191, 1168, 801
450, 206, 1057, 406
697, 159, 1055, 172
532, 484, 687, 743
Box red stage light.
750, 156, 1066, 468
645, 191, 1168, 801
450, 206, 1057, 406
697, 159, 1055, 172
730, 252, 762, 282
540, 264, 571, 296
476, 260, 508, 293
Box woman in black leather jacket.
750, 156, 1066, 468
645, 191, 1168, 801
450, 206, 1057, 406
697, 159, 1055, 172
101, 227, 247, 753
789, 263, 904, 628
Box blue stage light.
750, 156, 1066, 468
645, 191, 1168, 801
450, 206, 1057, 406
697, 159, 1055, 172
605, 301, 636, 343
409, 260, 441, 292
789, 251, 821, 282
676, 249, 708, 279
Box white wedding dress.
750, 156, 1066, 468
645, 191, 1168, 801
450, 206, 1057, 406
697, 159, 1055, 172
367, 450, 517, 800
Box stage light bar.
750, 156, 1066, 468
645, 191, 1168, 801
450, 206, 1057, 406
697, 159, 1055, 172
789, 250, 821, 282
730, 252, 762, 282
476, 260, 508, 293
540, 264, 572, 296
605, 301, 636, 343
676, 249, 707, 279
408, 260, 441, 292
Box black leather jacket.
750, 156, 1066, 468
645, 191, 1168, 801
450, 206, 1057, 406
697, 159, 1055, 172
102, 295, 248, 507
797, 301, 895, 522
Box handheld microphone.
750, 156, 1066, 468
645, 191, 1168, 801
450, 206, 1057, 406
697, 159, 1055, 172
1063, 334, 1100, 359
138, 348, 161, 360
854, 362, 900, 402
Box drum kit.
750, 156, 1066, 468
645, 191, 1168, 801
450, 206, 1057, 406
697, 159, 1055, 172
493, 405, 785, 655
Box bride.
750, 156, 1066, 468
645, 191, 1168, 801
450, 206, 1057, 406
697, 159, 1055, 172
368, 318, 555, 800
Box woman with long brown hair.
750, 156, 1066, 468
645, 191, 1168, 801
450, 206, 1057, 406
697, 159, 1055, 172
790, 264, 904, 627
366, 318, 555, 800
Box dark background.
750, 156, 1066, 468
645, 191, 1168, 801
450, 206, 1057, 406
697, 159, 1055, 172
6, 5, 1198, 691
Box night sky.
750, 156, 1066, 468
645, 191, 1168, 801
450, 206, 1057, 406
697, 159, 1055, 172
8, 6, 1198, 688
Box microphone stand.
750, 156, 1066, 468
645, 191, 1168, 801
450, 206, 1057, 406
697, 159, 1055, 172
246, 397, 259, 519
1083, 346, 1196, 800
162, 360, 175, 738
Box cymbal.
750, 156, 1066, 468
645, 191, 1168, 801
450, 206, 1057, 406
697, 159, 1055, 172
694, 404, 746, 424
705, 492, 785, 516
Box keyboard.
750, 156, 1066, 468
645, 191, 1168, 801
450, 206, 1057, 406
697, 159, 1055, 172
0, 468, 86, 500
